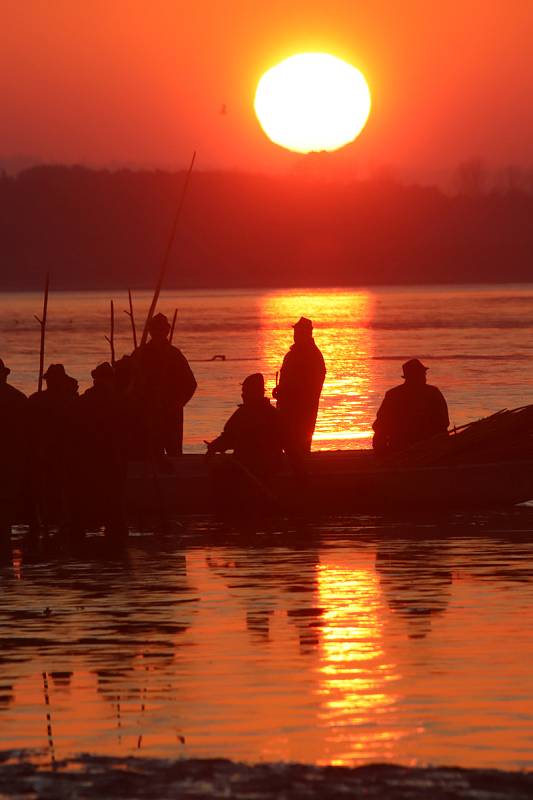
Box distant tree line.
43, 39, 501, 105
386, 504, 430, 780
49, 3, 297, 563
1, 164, 532, 290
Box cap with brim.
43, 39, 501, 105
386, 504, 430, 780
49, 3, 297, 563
91, 362, 114, 381
402, 358, 428, 377
44, 364, 67, 380
149, 313, 171, 331
293, 317, 313, 330
242, 373, 264, 392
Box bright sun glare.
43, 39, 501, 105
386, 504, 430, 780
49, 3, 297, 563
254, 53, 371, 154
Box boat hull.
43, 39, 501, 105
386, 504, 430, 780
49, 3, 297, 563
126, 452, 533, 515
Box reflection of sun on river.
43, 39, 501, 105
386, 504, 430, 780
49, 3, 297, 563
261, 290, 375, 450
316, 553, 404, 765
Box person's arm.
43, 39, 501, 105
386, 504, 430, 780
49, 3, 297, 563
435, 389, 450, 432
372, 392, 393, 451
206, 409, 239, 455
174, 351, 198, 406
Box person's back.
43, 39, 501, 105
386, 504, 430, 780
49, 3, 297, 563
132, 313, 197, 456
274, 317, 326, 455
373, 359, 449, 453
77, 362, 127, 538
78, 363, 123, 463
27, 364, 80, 531
28, 364, 79, 461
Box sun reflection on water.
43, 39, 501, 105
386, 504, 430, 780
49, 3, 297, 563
260, 290, 375, 449
316, 555, 403, 765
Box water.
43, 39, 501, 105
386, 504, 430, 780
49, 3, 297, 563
2, 284, 533, 451
1, 284, 533, 771
1, 519, 532, 769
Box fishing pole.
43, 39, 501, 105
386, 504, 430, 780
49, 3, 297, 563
104, 299, 116, 365
34, 273, 50, 392
141, 151, 196, 346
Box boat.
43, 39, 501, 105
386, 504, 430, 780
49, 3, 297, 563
125, 450, 533, 515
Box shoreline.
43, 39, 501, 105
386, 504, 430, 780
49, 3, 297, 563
0, 753, 532, 799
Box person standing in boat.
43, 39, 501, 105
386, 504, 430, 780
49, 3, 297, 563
206, 373, 284, 481
132, 312, 197, 459
372, 358, 449, 453
27, 364, 81, 537
0, 359, 27, 550
273, 317, 326, 460
76, 362, 127, 540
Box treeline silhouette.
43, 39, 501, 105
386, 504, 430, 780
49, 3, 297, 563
1, 164, 533, 290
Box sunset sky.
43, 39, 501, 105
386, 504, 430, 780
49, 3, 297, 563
2, 1, 533, 181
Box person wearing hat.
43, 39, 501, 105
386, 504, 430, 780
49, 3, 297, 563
273, 317, 326, 459
206, 373, 284, 481
27, 364, 81, 536
132, 312, 197, 458
372, 358, 449, 453
76, 362, 127, 539
0, 359, 28, 548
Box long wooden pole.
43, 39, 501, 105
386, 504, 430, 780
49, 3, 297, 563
104, 299, 116, 365
169, 308, 178, 344
124, 288, 138, 349
140, 151, 196, 346
34, 272, 50, 392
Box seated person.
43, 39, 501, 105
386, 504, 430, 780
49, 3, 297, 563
372, 359, 449, 453
206, 373, 284, 480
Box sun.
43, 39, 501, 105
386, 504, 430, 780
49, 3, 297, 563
254, 53, 371, 154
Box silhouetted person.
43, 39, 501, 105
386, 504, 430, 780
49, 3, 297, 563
372, 359, 449, 453
132, 313, 197, 458
273, 317, 326, 459
27, 364, 81, 535
0, 359, 27, 549
77, 362, 127, 539
207, 373, 284, 481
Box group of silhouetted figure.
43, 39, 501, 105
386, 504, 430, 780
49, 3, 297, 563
0, 310, 450, 543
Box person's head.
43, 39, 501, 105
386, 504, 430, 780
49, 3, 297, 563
91, 361, 114, 388
148, 313, 171, 342
43, 363, 68, 391
402, 358, 428, 385
293, 316, 313, 344
0, 359, 10, 385
241, 372, 265, 404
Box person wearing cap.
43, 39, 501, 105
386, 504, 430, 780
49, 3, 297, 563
27, 364, 81, 535
76, 362, 127, 539
206, 373, 284, 480
132, 312, 197, 458
0, 360, 28, 547
372, 358, 449, 453
273, 317, 326, 458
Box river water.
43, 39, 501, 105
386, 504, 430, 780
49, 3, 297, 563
2, 284, 533, 450
0, 285, 532, 771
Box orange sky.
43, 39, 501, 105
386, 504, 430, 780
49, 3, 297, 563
2, 0, 533, 181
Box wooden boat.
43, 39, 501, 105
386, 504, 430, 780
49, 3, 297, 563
126, 450, 533, 515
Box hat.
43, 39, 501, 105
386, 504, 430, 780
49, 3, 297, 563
149, 313, 171, 332
402, 358, 428, 378
241, 373, 265, 394
91, 361, 114, 382
293, 317, 313, 331
0, 359, 10, 377
43, 364, 67, 381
